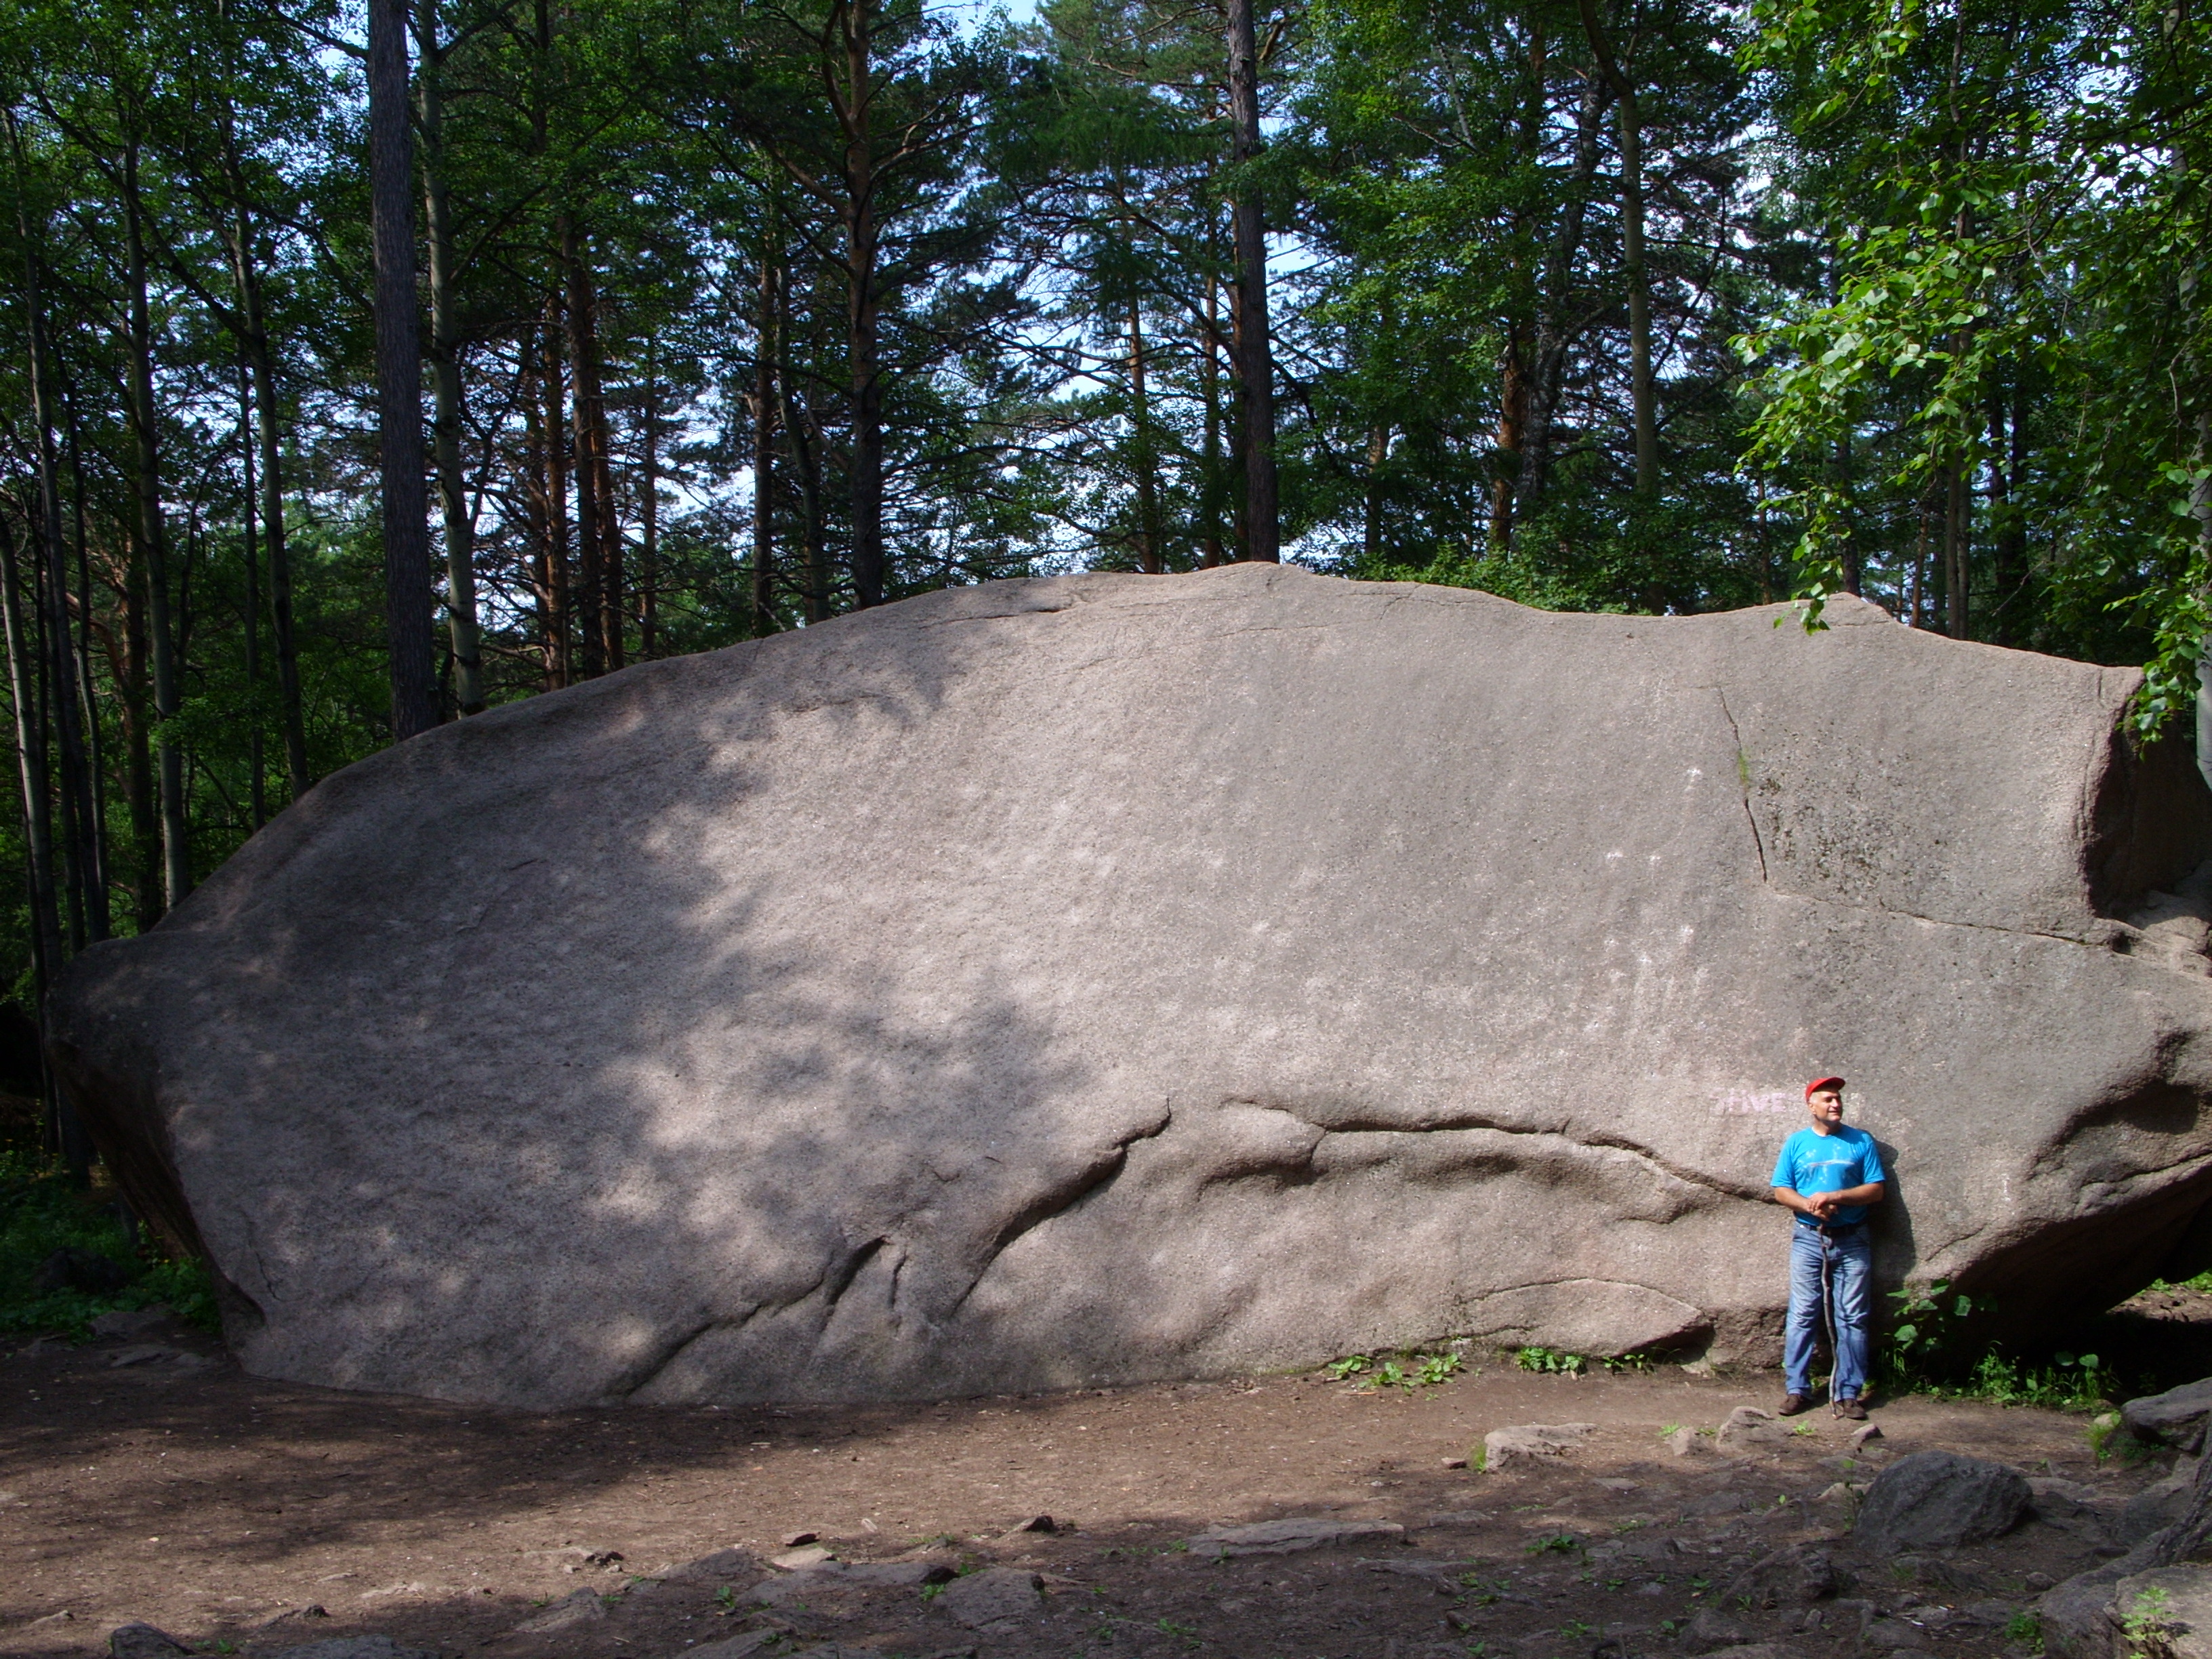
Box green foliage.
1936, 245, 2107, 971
1330, 1349, 1465, 1389
0, 1147, 216, 1336
2124, 1586, 2175, 1659
2007, 1610, 2045, 1651
1526, 1533, 1582, 1557
1516, 1346, 1586, 1376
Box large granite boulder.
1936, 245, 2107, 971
45, 564, 2212, 1407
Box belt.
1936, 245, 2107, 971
1797, 1219, 1866, 1237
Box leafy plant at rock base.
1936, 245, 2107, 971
1418, 1353, 1465, 1386
2123, 1585, 2175, 1659
1527, 1534, 1582, 1557
2006, 1610, 2045, 1652
1326, 1355, 1371, 1380
1517, 1347, 1586, 1376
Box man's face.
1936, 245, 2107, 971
1808, 1087, 1845, 1129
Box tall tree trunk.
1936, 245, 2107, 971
838, 0, 888, 607
752, 240, 779, 638
640, 336, 661, 659
66, 414, 110, 923
226, 222, 310, 800
1522, 70, 1603, 509
538, 302, 574, 689
369, 0, 437, 741
1200, 274, 1225, 568
0, 517, 81, 1181
417, 3, 486, 716
775, 274, 830, 624
6, 119, 101, 944
111, 532, 159, 930
1942, 459, 1969, 640
561, 219, 608, 677
1225, 0, 1279, 561
1989, 380, 2028, 642
1579, 0, 1656, 495
1128, 298, 1162, 573
122, 149, 191, 907
239, 363, 266, 829
1363, 422, 1389, 567
0, 520, 62, 981
1491, 325, 1528, 549
520, 328, 556, 687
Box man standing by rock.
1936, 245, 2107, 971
1770, 1076, 1886, 1420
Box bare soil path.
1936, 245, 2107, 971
0, 1313, 2188, 1659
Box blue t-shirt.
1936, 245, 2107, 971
1771, 1126, 1885, 1226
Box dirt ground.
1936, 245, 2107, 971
2, 1298, 2202, 1659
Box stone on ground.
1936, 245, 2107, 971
1717, 1406, 1795, 1456
108, 1628, 190, 1659
1726, 1543, 1843, 1607
1854, 1451, 2032, 1553
49, 565, 2212, 1406
2125, 1381, 2212, 1454
1484, 1422, 1597, 1467
933, 1566, 1043, 1628
1190, 1517, 1408, 1556
1681, 1609, 1757, 1654
512, 1587, 606, 1633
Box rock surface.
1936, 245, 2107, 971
1191, 1517, 1408, 1556
47, 565, 2212, 1406
1855, 1452, 2032, 1553
933, 1566, 1043, 1627
2127, 1382, 2212, 1454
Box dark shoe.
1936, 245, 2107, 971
1836, 1397, 1868, 1420
1778, 1393, 1814, 1416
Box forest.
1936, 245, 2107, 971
0, 0, 2207, 1154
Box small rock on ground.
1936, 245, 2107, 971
512, 1587, 607, 1633
1484, 1423, 1597, 1468
1716, 1406, 1795, 1456
2123, 1380, 2212, 1454
933, 1566, 1043, 1628
1855, 1450, 2031, 1553
108, 1627, 191, 1659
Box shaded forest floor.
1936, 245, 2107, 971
3, 1288, 2209, 1659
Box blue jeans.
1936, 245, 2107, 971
1785, 1223, 1872, 1399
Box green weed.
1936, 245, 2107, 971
1527, 1534, 1581, 1557
2123, 1586, 2173, 1659
1516, 1347, 1586, 1376
1418, 1353, 1465, 1386
2148, 1273, 2212, 1294
2005, 1610, 2045, 1652
1327, 1355, 1372, 1380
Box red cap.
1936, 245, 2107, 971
1806, 1076, 1847, 1099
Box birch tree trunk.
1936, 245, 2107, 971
418, 0, 486, 714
